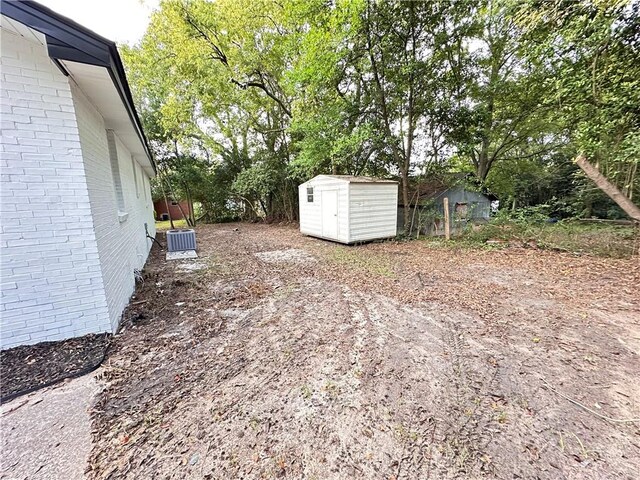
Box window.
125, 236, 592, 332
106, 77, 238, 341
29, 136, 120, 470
171, 200, 178, 206
106, 130, 125, 212
307, 187, 314, 203
455, 202, 469, 218
143, 174, 147, 200
131, 156, 139, 198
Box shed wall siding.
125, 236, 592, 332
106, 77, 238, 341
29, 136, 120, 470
299, 177, 349, 243
72, 84, 155, 331
434, 187, 491, 220
0, 28, 110, 348
348, 183, 398, 242
299, 176, 398, 244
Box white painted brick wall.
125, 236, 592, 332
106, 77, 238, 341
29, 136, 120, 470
71, 85, 155, 331
1, 27, 111, 348
1, 25, 155, 348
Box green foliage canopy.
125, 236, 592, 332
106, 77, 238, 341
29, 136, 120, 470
122, 0, 639, 223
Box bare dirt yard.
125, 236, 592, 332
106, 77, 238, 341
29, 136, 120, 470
88, 223, 640, 480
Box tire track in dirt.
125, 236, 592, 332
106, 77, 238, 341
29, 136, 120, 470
88, 224, 640, 480
333, 287, 507, 478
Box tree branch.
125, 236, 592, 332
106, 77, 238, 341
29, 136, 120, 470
230, 78, 292, 117
575, 155, 640, 222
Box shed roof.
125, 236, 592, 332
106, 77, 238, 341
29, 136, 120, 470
430, 186, 498, 202
317, 175, 397, 184
399, 182, 498, 206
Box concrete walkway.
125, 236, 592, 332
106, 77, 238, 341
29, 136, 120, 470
0, 373, 99, 480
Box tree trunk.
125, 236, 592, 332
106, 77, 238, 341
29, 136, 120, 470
364, 0, 416, 235
173, 196, 193, 227
164, 177, 192, 227
402, 0, 416, 234
575, 154, 640, 222
158, 169, 175, 230
401, 170, 410, 234
186, 186, 196, 226
443, 197, 451, 240
163, 192, 174, 230
259, 199, 268, 218
476, 149, 491, 182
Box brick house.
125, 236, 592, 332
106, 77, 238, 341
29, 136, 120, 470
153, 198, 193, 221
0, 1, 156, 348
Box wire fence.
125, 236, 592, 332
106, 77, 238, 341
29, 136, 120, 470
398, 201, 492, 237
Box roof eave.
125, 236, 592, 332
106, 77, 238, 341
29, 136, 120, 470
1, 0, 156, 173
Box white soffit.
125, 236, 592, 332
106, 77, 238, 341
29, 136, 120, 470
61, 60, 154, 176
0, 14, 46, 45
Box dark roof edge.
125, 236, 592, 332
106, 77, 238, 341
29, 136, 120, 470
1, 0, 156, 172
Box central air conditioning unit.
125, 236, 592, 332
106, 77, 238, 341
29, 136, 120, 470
166, 229, 197, 252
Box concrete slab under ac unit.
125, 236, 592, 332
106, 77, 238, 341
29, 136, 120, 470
166, 250, 198, 261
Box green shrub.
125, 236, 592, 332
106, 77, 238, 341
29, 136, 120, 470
493, 205, 551, 225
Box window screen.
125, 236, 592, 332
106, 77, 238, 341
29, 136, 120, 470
307, 187, 314, 203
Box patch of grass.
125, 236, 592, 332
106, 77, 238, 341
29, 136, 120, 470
155, 218, 188, 231
394, 423, 420, 442
538, 222, 636, 257
420, 236, 508, 252
322, 380, 341, 398
455, 220, 636, 258
272, 283, 297, 300
207, 259, 242, 278
249, 416, 261, 431
495, 411, 508, 424
300, 384, 313, 399
328, 246, 395, 277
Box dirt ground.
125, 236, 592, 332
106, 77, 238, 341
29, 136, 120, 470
88, 223, 640, 480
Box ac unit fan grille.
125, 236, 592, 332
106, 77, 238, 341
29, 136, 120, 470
166, 229, 197, 252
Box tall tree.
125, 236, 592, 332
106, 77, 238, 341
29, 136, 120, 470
444, 0, 560, 182
295, 0, 478, 231
121, 0, 638, 225
123, 0, 306, 221
519, 0, 640, 220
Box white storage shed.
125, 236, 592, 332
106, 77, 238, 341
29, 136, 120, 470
299, 175, 398, 244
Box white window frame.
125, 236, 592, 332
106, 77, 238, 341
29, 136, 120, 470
131, 155, 139, 198
106, 130, 125, 214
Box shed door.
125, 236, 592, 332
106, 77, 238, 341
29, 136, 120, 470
321, 189, 339, 238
